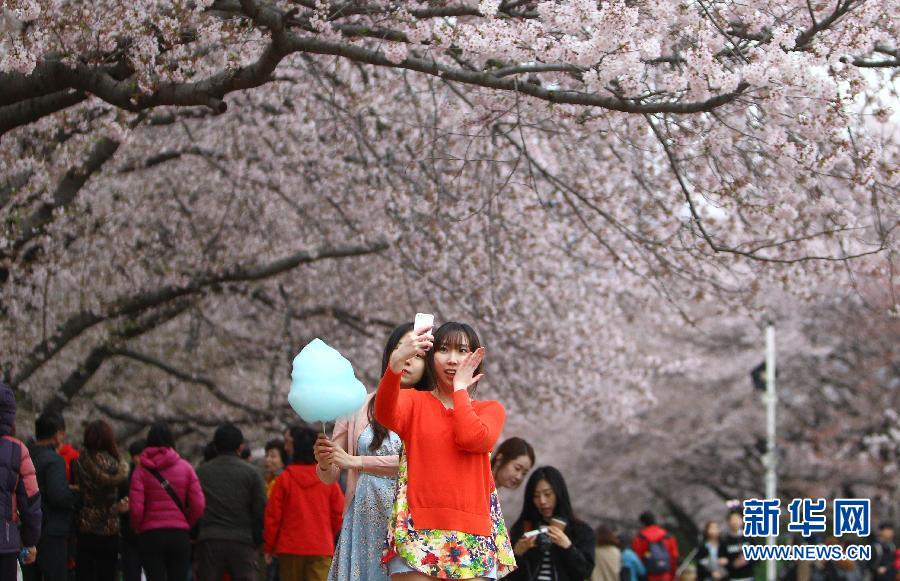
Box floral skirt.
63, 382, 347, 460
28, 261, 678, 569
381, 451, 516, 579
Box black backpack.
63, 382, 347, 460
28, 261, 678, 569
640, 532, 672, 575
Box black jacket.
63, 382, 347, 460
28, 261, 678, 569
29, 443, 79, 537
508, 519, 595, 581
870, 539, 897, 581
696, 541, 725, 581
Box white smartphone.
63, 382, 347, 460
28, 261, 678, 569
414, 313, 434, 334
523, 527, 549, 538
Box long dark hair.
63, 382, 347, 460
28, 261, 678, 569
83, 419, 121, 460
368, 322, 428, 452
513, 466, 578, 533
491, 437, 535, 473
426, 322, 483, 394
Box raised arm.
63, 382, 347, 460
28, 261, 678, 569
373, 368, 413, 439
448, 346, 504, 453
451, 393, 505, 453
374, 327, 433, 439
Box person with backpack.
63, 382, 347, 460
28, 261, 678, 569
632, 512, 679, 581
130, 422, 206, 581
0, 381, 41, 577
22, 411, 79, 581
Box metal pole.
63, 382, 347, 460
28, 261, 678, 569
765, 323, 777, 581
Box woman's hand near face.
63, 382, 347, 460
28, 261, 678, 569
514, 534, 537, 556
389, 327, 433, 373
452, 346, 485, 392
547, 526, 572, 549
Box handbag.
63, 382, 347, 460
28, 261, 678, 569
145, 467, 189, 519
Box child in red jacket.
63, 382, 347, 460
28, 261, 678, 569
264, 426, 343, 581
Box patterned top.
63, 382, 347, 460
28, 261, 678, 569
382, 449, 517, 579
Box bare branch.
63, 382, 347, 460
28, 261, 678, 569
109, 348, 270, 415
645, 114, 888, 264
5, 137, 120, 257
43, 299, 193, 415
7, 240, 390, 388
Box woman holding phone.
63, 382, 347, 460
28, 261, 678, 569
507, 466, 595, 581
314, 322, 428, 581
375, 321, 517, 580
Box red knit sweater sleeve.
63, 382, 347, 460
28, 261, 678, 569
373, 367, 413, 440
450, 391, 505, 453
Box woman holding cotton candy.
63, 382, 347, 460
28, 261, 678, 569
314, 322, 428, 581
375, 322, 517, 580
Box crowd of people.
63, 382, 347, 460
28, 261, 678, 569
0, 320, 897, 581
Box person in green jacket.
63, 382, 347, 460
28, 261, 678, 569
195, 423, 267, 581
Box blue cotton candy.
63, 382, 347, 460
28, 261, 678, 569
288, 338, 368, 423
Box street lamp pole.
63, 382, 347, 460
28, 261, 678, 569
765, 323, 777, 581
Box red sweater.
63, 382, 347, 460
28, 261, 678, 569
374, 367, 505, 536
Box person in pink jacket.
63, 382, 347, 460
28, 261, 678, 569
130, 422, 205, 581
313, 322, 428, 581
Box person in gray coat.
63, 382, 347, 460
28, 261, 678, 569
23, 412, 79, 580
195, 423, 267, 581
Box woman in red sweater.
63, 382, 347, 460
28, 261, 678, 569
375, 321, 516, 580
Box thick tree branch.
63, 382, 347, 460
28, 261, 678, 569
116, 146, 222, 173
6, 137, 120, 255
249, 288, 397, 337
0, 170, 33, 208
43, 299, 193, 415
0, 0, 749, 125
0, 90, 89, 138
109, 347, 269, 414
7, 240, 389, 388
